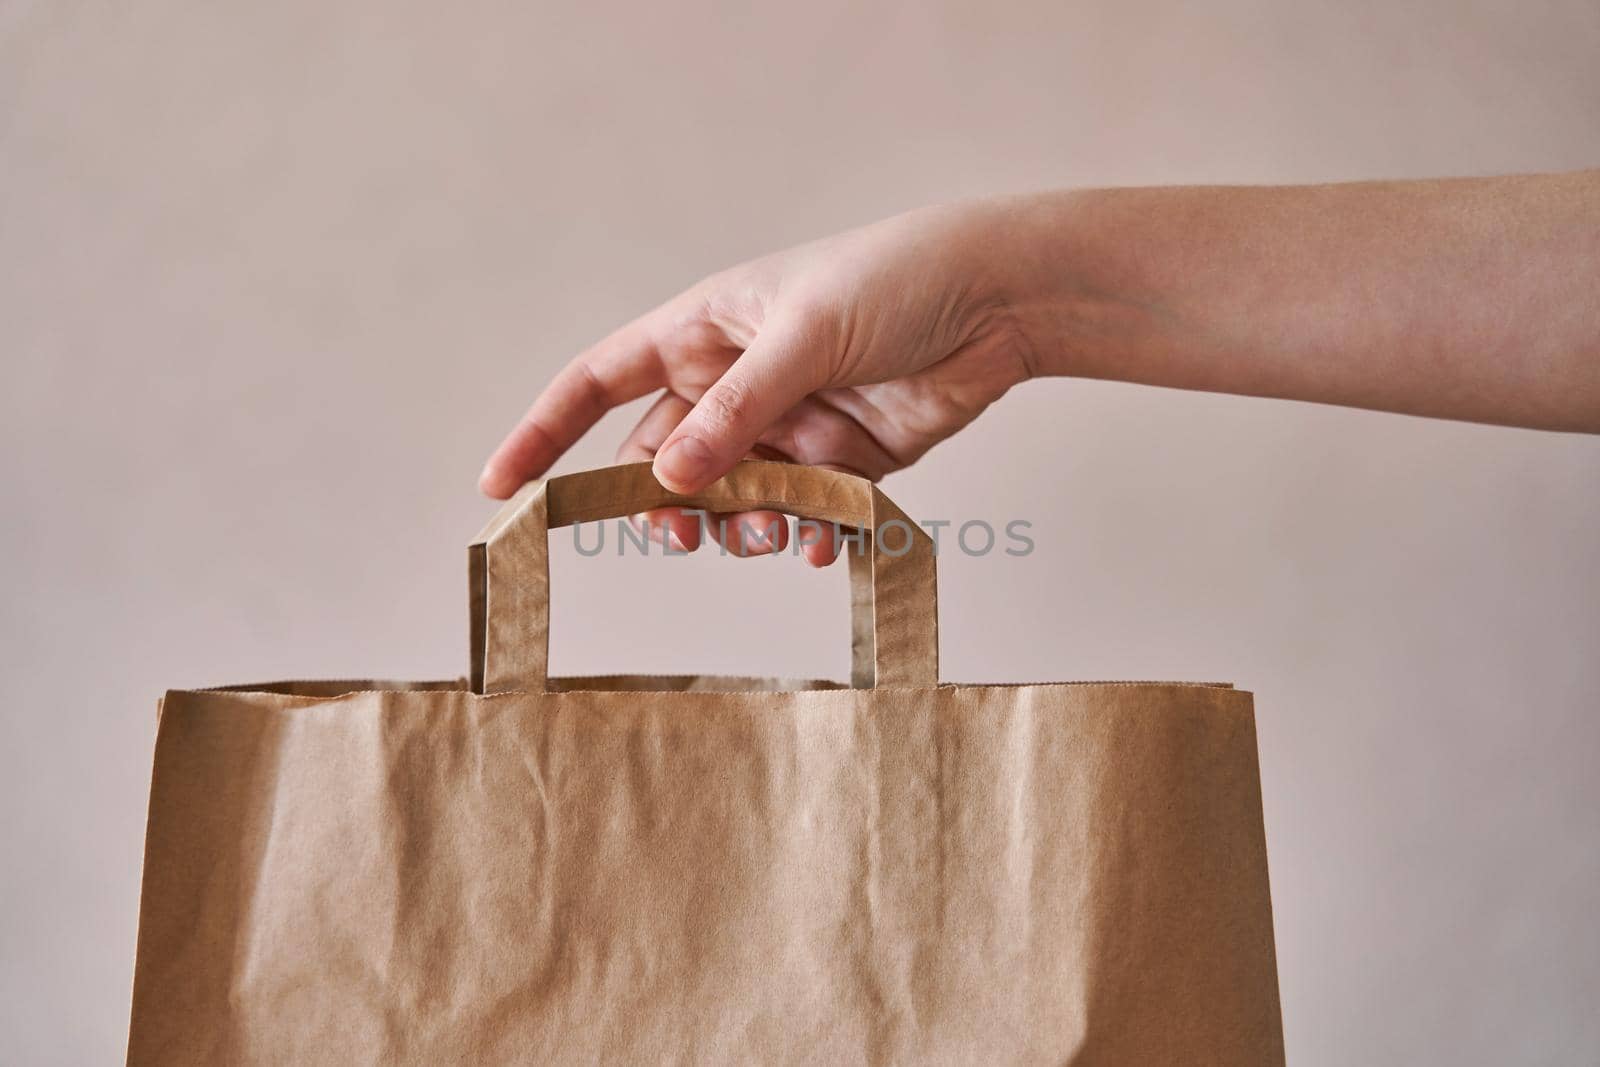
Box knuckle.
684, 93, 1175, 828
697, 379, 752, 437
568, 359, 610, 416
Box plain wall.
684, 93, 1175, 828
3, 2, 1598, 1063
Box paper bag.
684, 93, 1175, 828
128, 461, 1283, 1064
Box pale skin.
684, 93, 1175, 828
481, 171, 1600, 565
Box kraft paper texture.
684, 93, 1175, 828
128, 461, 1283, 1064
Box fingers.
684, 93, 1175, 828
617, 392, 705, 552
652, 310, 826, 494
620, 389, 881, 567
787, 461, 867, 568
479, 314, 671, 499
616, 393, 790, 558
630, 510, 794, 557
705, 511, 794, 557
792, 519, 844, 568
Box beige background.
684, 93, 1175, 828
3, 1, 1598, 1063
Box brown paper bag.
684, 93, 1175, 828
128, 461, 1283, 1064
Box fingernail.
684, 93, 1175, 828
654, 436, 713, 491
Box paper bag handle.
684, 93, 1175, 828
468, 460, 939, 693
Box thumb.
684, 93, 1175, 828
652, 315, 825, 493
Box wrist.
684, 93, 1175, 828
982, 188, 1151, 382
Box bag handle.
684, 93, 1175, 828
468, 460, 939, 693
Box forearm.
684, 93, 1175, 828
999, 172, 1600, 431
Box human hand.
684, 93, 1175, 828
483, 172, 1600, 565
480, 200, 1039, 565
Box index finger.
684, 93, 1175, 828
478, 314, 670, 498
